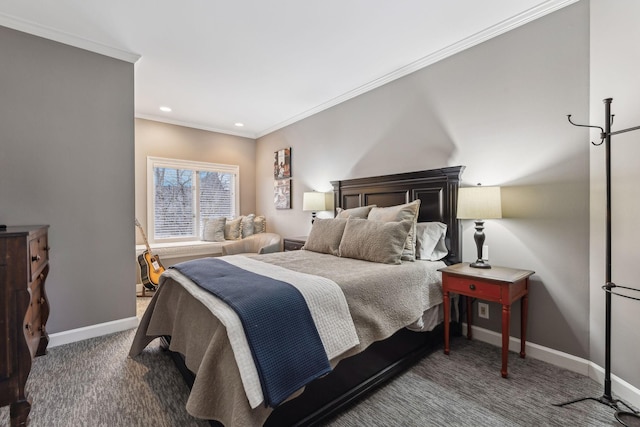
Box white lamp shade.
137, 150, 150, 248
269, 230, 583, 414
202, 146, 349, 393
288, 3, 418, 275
457, 186, 502, 219
303, 192, 332, 211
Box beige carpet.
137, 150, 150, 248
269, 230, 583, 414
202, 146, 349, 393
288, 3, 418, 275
1, 297, 636, 426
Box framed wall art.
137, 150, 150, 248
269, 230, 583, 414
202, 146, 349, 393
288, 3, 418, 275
274, 147, 291, 179
274, 179, 291, 209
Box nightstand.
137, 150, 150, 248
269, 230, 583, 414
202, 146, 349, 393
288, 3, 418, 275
439, 262, 535, 378
283, 236, 307, 251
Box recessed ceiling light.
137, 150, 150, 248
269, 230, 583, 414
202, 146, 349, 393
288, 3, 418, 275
234, 122, 244, 127
159, 106, 172, 112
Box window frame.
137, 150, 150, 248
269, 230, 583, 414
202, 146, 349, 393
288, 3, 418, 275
146, 156, 240, 244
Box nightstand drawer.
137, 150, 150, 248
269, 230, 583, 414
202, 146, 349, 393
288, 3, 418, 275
284, 237, 306, 251
444, 275, 502, 300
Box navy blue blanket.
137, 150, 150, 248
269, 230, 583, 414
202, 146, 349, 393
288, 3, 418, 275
171, 258, 331, 407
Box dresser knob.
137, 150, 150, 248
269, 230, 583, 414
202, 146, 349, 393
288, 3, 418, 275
469, 284, 476, 290
31, 254, 41, 262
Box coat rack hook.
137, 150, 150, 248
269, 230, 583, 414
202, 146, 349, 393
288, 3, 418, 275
567, 115, 605, 146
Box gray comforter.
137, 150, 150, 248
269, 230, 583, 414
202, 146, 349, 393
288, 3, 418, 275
130, 250, 444, 427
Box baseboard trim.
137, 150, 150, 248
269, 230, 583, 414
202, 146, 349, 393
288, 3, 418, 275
463, 324, 640, 409
48, 316, 139, 348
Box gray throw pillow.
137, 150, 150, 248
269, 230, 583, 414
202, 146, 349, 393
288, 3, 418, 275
253, 215, 266, 234
241, 214, 255, 238
338, 219, 412, 265
224, 217, 242, 240
368, 200, 421, 261
335, 204, 376, 219
303, 218, 348, 256
202, 217, 226, 242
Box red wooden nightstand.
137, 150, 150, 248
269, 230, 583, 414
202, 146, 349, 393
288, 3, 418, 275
439, 262, 535, 378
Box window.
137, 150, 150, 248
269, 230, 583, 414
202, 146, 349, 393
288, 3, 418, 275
147, 157, 239, 242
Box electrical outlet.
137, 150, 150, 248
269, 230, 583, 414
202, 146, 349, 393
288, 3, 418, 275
482, 245, 489, 261
478, 302, 489, 319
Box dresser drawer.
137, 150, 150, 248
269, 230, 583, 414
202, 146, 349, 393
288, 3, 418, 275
28, 277, 43, 323
24, 316, 42, 359
0, 239, 6, 266
444, 275, 502, 301
29, 233, 49, 281
24, 291, 43, 359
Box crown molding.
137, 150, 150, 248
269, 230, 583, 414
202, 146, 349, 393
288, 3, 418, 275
256, 0, 580, 138
135, 114, 257, 139
0, 13, 140, 63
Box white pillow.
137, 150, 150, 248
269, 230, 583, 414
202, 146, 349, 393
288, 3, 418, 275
415, 222, 448, 261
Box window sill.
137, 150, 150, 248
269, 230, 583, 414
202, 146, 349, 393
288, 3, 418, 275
135, 240, 225, 259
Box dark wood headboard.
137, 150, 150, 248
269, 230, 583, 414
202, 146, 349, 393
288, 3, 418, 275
331, 166, 465, 265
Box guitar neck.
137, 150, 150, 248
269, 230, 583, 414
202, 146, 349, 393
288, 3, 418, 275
135, 219, 153, 254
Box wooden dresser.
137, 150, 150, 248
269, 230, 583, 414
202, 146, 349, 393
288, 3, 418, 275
0, 225, 50, 426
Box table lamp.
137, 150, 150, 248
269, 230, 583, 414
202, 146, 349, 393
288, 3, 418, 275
457, 185, 502, 268
302, 192, 331, 224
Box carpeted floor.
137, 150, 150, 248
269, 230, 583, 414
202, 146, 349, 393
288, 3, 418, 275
0, 298, 634, 426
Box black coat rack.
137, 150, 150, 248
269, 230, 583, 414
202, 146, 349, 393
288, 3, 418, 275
555, 98, 640, 426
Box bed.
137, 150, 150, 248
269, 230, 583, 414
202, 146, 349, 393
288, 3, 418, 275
130, 166, 465, 426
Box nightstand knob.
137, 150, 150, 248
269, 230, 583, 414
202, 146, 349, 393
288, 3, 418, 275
469, 284, 476, 290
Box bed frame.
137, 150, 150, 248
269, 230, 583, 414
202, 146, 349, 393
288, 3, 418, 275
165, 165, 465, 426
331, 166, 463, 266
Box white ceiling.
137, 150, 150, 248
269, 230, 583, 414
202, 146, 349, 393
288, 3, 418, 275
0, 0, 576, 138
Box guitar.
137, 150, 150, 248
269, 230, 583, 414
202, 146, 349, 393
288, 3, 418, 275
135, 218, 165, 291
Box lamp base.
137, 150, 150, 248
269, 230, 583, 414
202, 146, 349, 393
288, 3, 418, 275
470, 259, 491, 269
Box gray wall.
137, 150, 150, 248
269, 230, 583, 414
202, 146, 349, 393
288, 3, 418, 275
257, 2, 591, 360
0, 26, 135, 332
134, 118, 257, 244
589, 0, 640, 391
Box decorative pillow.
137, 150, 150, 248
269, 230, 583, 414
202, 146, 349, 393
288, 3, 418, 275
415, 222, 448, 261
224, 217, 242, 240
335, 204, 376, 219
253, 215, 266, 234
303, 218, 348, 256
241, 214, 255, 238
367, 200, 421, 261
202, 217, 226, 242
338, 219, 412, 265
